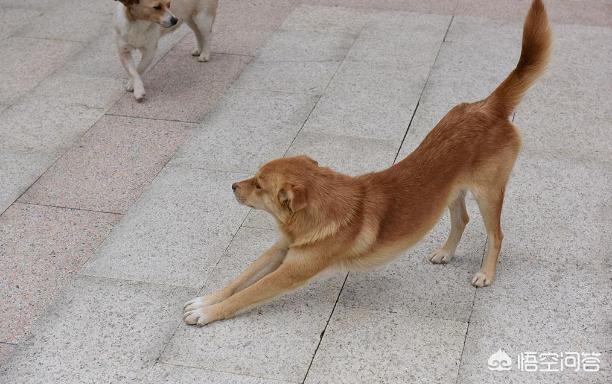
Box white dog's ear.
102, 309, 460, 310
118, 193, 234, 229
278, 184, 308, 213
116, 0, 140, 6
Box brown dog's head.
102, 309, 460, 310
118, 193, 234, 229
117, 0, 178, 28
232, 156, 320, 221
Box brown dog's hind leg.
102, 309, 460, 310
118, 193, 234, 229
428, 190, 469, 264
471, 187, 505, 287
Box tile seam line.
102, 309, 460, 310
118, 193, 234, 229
103, 112, 201, 126
1, 148, 70, 217
0, 28, 103, 214
300, 24, 368, 383
155, 211, 252, 365
75, 271, 197, 291
3, 274, 196, 348
393, 14, 455, 164
100, 49, 256, 194
158, 360, 301, 384
339, 303, 472, 324
156, 4, 309, 363
454, 239, 487, 384
0, 24, 193, 216
301, 273, 349, 384
16, 201, 123, 216
281, 23, 367, 158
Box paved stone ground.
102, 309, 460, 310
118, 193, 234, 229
0, 1, 611, 383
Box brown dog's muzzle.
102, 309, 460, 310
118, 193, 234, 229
231, 179, 251, 205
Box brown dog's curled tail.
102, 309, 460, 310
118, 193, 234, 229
485, 0, 552, 119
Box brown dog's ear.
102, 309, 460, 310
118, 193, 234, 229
116, 0, 139, 6
278, 184, 307, 213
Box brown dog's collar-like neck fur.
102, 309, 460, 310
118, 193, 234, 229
281, 175, 365, 247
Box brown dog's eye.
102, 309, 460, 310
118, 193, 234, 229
254, 182, 261, 190
154, 5, 162, 10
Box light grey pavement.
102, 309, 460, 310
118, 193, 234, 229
1, 1, 611, 383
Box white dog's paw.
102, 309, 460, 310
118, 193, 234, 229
471, 271, 493, 288
126, 79, 134, 92
428, 248, 454, 264
133, 88, 145, 102
198, 51, 210, 62
191, 48, 201, 56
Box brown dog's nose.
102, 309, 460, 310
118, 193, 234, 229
232, 183, 238, 191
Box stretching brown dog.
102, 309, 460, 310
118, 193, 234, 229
184, 0, 552, 326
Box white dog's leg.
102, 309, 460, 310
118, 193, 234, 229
192, 10, 215, 62
118, 46, 145, 101
137, 44, 156, 75
185, 19, 205, 58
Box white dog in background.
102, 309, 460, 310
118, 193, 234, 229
114, 0, 218, 101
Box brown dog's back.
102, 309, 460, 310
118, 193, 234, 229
360, 0, 551, 260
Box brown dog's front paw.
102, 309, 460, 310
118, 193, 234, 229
183, 303, 218, 326
471, 271, 493, 287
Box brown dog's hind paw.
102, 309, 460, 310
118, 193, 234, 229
471, 271, 493, 287
427, 248, 454, 264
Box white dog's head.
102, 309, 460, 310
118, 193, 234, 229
117, 0, 178, 28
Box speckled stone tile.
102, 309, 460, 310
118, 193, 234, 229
108, 52, 251, 123
0, 37, 82, 104
0, 72, 124, 152
302, 61, 426, 143
210, 0, 296, 55
304, 306, 468, 384
469, 260, 611, 329
339, 204, 486, 322
499, 154, 611, 268
514, 23, 612, 161
233, 60, 340, 94
0, 343, 15, 367
280, 5, 369, 35
15, 3, 107, 42
455, 0, 612, 27
82, 166, 250, 288
0, 275, 195, 383
286, 131, 397, 175
458, 288, 611, 384
256, 30, 355, 62
242, 210, 277, 231
0, 204, 120, 343
0, 99, 103, 153
303, 0, 457, 14
144, 363, 293, 384
161, 227, 345, 383
0, 7, 41, 40
345, 11, 450, 67
20, 115, 194, 213
169, 88, 318, 173
0, 0, 63, 9
0, 150, 56, 214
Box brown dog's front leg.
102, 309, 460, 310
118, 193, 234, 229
189, 240, 288, 308
183, 251, 324, 326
